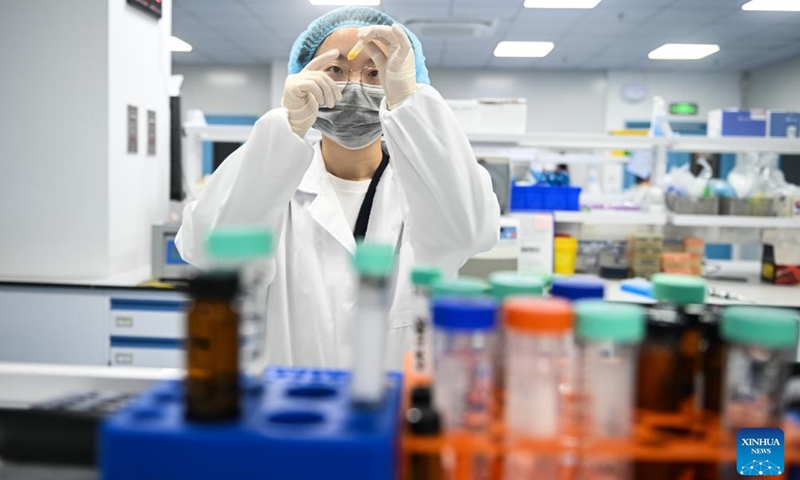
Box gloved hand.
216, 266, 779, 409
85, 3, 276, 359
281, 49, 343, 139
359, 24, 417, 111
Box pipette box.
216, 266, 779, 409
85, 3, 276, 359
707, 108, 767, 137
100, 369, 402, 480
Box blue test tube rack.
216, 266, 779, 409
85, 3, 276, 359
101, 368, 402, 480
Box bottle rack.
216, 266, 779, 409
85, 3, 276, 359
400, 356, 800, 480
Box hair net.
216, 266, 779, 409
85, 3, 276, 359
288, 6, 430, 85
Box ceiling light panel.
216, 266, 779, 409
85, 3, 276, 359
648, 43, 720, 60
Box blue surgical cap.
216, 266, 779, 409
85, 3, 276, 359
288, 6, 430, 85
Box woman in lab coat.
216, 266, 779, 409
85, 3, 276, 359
175, 7, 500, 370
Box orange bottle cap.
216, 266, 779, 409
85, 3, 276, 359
503, 297, 573, 333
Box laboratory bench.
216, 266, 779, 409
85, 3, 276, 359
0, 266, 188, 370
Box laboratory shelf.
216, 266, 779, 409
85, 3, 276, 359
670, 136, 800, 154
467, 132, 662, 151
554, 210, 668, 226
669, 213, 800, 229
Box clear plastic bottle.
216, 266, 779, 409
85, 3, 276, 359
350, 242, 395, 407
432, 296, 496, 480
721, 305, 798, 429
410, 265, 443, 377
488, 271, 545, 419
502, 297, 573, 480
205, 227, 273, 377
575, 300, 645, 480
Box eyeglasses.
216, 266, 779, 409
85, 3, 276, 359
322, 61, 381, 87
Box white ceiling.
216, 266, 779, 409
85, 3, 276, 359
172, 0, 800, 71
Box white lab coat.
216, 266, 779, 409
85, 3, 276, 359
175, 84, 500, 370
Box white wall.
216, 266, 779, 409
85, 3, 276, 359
0, 0, 172, 279
173, 64, 272, 119
429, 68, 608, 133
605, 71, 743, 132
746, 55, 800, 111
0, 0, 110, 278
107, 1, 172, 274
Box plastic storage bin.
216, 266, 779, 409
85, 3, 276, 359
666, 194, 719, 215
101, 368, 402, 480
510, 184, 581, 212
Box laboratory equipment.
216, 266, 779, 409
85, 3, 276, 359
102, 368, 403, 480
767, 110, 800, 138
351, 243, 395, 406
708, 108, 768, 137
431, 297, 496, 479
206, 227, 273, 376
502, 297, 573, 480
598, 240, 628, 280
629, 233, 663, 279
404, 386, 443, 480
185, 271, 241, 421
348, 39, 366, 60
410, 265, 443, 376
151, 223, 198, 282
575, 300, 645, 480
550, 277, 604, 301
553, 236, 578, 276
721, 306, 799, 430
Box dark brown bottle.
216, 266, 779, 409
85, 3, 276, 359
405, 387, 443, 480
186, 271, 241, 421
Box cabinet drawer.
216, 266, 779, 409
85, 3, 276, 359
110, 342, 183, 369
109, 299, 186, 339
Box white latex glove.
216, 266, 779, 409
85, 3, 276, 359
281, 49, 343, 139
359, 24, 417, 111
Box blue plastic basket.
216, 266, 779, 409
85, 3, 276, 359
510, 184, 581, 212
101, 369, 402, 480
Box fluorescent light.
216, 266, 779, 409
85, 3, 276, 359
742, 0, 800, 11
169, 36, 193, 53
308, 0, 380, 5
524, 0, 602, 8
494, 41, 555, 57
648, 43, 719, 60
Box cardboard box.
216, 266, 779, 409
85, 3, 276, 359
767, 110, 800, 138
761, 242, 800, 285
478, 98, 527, 134
708, 108, 767, 137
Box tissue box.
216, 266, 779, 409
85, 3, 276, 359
767, 111, 800, 138
478, 98, 527, 134
446, 99, 480, 134
708, 109, 767, 137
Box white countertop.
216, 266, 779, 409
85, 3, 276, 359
0, 265, 153, 288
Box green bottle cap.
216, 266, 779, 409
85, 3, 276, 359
651, 274, 706, 305
430, 277, 489, 298
721, 306, 799, 349
353, 242, 395, 277
411, 265, 443, 287
489, 271, 545, 300
206, 227, 273, 260
575, 300, 646, 343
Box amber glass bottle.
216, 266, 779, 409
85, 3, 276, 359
186, 271, 240, 421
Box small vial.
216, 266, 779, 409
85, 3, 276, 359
410, 265, 443, 376
488, 271, 545, 418
351, 242, 395, 406
405, 386, 444, 480
502, 297, 573, 480
575, 300, 645, 480
206, 227, 273, 377
432, 296, 496, 480
185, 271, 241, 421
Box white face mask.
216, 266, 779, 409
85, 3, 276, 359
314, 82, 385, 150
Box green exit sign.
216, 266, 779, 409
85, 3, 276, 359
670, 102, 699, 115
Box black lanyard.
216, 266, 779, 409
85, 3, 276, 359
353, 149, 390, 240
